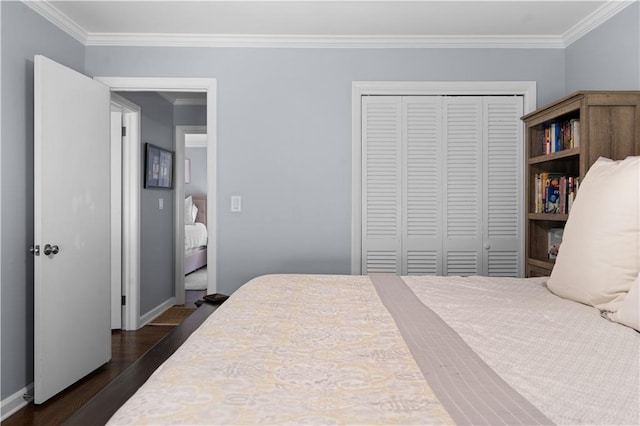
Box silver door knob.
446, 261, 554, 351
29, 245, 40, 256
43, 244, 59, 256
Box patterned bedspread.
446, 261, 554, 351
108, 274, 639, 425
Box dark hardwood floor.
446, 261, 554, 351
3, 290, 212, 426
185, 289, 206, 307
2, 326, 174, 426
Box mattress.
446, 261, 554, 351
185, 222, 207, 251
107, 274, 639, 425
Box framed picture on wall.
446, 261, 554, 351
144, 143, 173, 189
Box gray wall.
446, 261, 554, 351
117, 92, 176, 315
0, 1, 85, 401
174, 104, 207, 126
565, 2, 640, 93
185, 147, 207, 197
85, 47, 567, 295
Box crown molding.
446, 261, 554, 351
157, 92, 178, 105
174, 98, 208, 106
158, 92, 207, 106
22, 0, 87, 45
85, 33, 566, 49
23, 0, 635, 49
562, 0, 635, 46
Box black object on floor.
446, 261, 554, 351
202, 293, 229, 305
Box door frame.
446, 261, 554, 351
109, 94, 141, 329
109, 106, 122, 330
351, 81, 537, 275
95, 77, 217, 330
175, 125, 207, 303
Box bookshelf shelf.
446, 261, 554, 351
528, 213, 568, 221
522, 91, 640, 277
528, 148, 580, 165
528, 258, 555, 270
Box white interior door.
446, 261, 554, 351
442, 96, 483, 276
483, 96, 523, 276
33, 55, 111, 404
361, 96, 402, 273
402, 96, 443, 275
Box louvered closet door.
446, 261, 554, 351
361, 95, 522, 276
483, 96, 523, 276
442, 97, 483, 275
402, 97, 443, 275
361, 96, 402, 273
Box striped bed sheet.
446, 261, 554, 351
107, 274, 639, 425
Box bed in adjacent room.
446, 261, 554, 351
184, 195, 207, 277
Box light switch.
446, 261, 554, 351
231, 195, 241, 212
159, 198, 164, 210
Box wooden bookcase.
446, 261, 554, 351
523, 91, 640, 277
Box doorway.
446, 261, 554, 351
96, 77, 217, 330
176, 126, 208, 306
110, 94, 141, 329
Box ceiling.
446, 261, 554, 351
26, 1, 634, 48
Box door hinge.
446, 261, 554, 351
122, 126, 127, 137
121, 295, 126, 306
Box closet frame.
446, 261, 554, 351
351, 81, 537, 276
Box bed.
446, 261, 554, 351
184, 195, 207, 276
107, 273, 638, 425
107, 157, 638, 425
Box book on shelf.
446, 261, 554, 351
548, 228, 564, 260
567, 176, 577, 212
558, 176, 566, 214
542, 119, 580, 154
544, 127, 550, 155
533, 173, 580, 214
545, 174, 562, 213
551, 122, 561, 153
570, 119, 580, 148
534, 173, 543, 214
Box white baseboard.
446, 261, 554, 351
138, 297, 176, 327
1, 383, 33, 421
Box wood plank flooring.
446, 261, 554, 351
3, 291, 212, 426
66, 303, 217, 426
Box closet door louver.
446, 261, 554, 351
442, 97, 483, 275
483, 97, 523, 276
361, 95, 523, 277
402, 97, 443, 275
361, 96, 402, 273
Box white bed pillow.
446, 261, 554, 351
547, 156, 640, 312
191, 204, 198, 224
607, 273, 640, 332
184, 196, 195, 225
